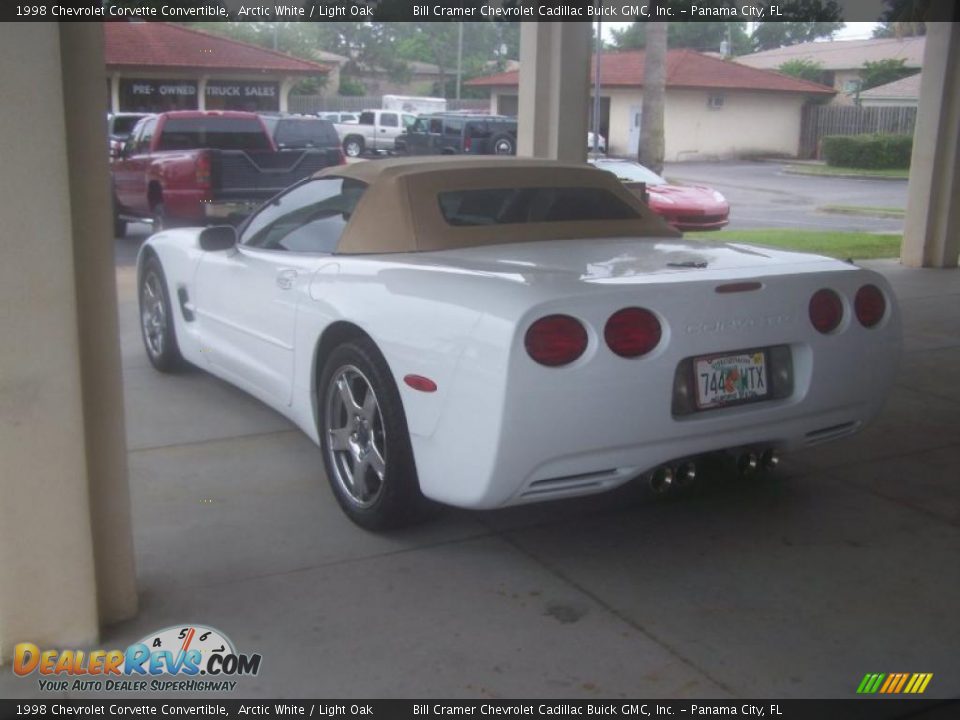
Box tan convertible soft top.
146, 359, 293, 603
313, 156, 678, 254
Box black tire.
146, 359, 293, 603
139, 256, 184, 373
151, 202, 172, 232
343, 136, 364, 158
490, 133, 516, 155
318, 337, 431, 530
113, 196, 127, 238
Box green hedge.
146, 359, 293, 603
821, 134, 913, 169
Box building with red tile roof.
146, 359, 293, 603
467, 49, 835, 160
103, 23, 329, 113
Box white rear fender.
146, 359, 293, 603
293, 261, 511, 447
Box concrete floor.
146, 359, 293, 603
3, 253, 958, 701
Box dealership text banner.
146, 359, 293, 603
4, 0, 957, 22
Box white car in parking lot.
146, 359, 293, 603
138, 157, 901, 529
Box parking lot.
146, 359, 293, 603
664, 161, 907, 233
4, 164, 956, 701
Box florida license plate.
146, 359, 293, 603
694, 350, 769, 410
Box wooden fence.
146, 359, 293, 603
800, 104, 917, 158
288, 95, 488, 114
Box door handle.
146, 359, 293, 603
276, 268, 298, 290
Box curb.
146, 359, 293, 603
782, 167, 909, 182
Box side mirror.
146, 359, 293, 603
199, 225, 238, 252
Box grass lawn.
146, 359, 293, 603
784, 164, 910, 180
818, 204, 905, 219
686, 229, 902, 260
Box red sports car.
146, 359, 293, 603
590, 158, 729, 231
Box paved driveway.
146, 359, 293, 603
663, 161, 907, 234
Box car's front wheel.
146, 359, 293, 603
139, 257, 184, 372
319, 337, 428, 530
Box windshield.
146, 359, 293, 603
112, 115, 147, 137
274, 119, 339, 149
592, 161, 666, 186
157, 116, 272, 151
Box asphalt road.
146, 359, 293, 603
663, 161, 907, 233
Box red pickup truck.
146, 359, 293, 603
111, 111, 343, 236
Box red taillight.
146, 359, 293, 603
195, 153, 211, 188
854, 284, 886, 328
809, 289, 844, 334
525, 315, 588, 367
464, 135, 472, 152
604, 307, 662, 358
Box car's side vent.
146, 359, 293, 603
177, 285, 195, 322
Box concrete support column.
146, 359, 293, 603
279, 77, 296, 113
0, 23, 100, 663
109, 74, 120, 113
901, 21, 960, 268
517, 22, 591, 162
197, 75, 209, 111
59, 24, 138, 627
0, 23, 136, 664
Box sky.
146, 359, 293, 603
600, 21, 880, 44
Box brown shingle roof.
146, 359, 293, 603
467, 49, 834, 95
735, 37, 925, 71
104, 23, 329, 76
859, 73, 922, 100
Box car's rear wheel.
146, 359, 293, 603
139, 257, 184, 372
343, 136, 364, 158
319, 338, 429, 530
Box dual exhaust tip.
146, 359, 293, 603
649, 449, 779, 495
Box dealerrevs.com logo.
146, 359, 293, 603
14, 624, 261, 692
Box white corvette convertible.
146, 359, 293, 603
138, 157, 901, 529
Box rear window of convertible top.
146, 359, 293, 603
438, 186, 641, 226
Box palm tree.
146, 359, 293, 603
639, 19, 667, 174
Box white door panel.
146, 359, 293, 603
194, 248, 318, 406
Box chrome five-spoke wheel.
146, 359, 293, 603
318, 338, 428, 529
324, 365, 387, 508
138, 257, 183, 372
141, 271, 167, 360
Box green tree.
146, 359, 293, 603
777, 58, 827, 83
611, 21, 751, 56
860, 58, 919, 91
751, 20, 844, 51
337, 76, 367, 97
872, 21, 926, 37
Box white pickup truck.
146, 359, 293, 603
336, 109, 417, 157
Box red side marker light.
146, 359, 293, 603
404, 375, 437, 393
